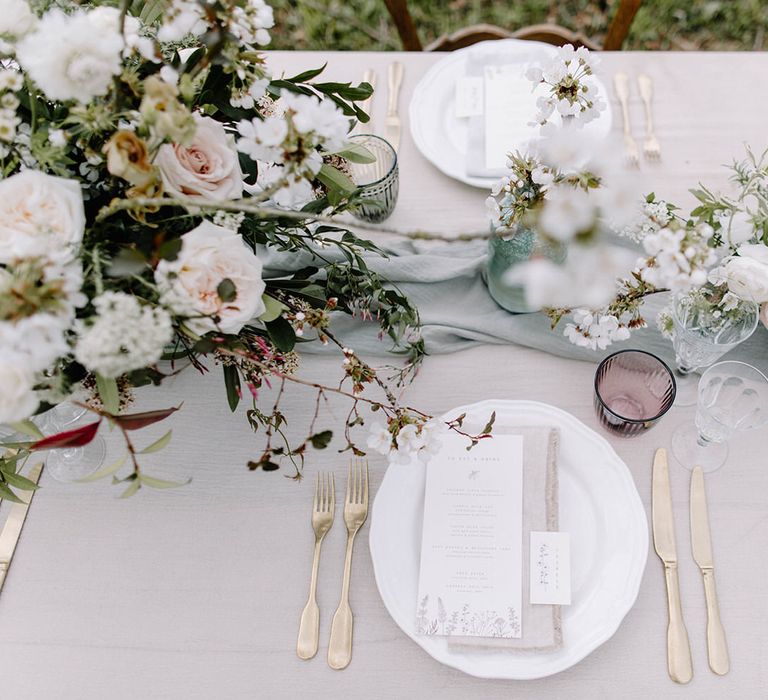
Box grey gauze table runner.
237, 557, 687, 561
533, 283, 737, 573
261, 239, 768, 375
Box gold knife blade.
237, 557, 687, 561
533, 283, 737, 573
652, 448, 677, 564
385, 61, 403, 152
652, 448, 693, 684
356, 69, 377, 135
690, 466, 730, 675
0, 462, 43, 593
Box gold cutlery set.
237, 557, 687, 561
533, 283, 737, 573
297, 460, 369, 669
614, 72, 660, 164
0, 462, 43, 593
652, 448, 729, 684
355, 63, 403, 153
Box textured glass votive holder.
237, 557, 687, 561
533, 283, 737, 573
347, 134, 399, 223
594, 349, 676, 437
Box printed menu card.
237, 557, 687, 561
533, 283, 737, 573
416, 433, 524, 638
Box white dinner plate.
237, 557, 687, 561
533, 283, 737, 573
409, 40, 613, 189
369, 399, 648, 679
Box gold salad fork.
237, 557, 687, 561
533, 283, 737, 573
638, 74, 661, 160
327, 459, 369, 670
613, 72, 639, 166
297, 471, 335, 660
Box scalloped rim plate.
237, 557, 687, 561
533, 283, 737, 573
369, 399, 647, 679
409, 40, 613, 189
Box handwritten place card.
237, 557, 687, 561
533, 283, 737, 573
455, 76, 484, 118
529, 531, 571, 605
416, 433, 524, 638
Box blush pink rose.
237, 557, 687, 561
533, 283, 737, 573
155, 114, 243, 202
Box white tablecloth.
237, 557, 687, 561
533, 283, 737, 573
0, 51, 766, 699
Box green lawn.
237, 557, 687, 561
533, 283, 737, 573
270, 0, 768, 51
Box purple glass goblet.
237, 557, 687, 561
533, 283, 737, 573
594, 350, 676, 437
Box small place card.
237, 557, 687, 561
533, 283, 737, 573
454, 77, 484, 118
416, 433, 524, 638
529, 531, 571, 605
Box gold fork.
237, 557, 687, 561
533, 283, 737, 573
638, 74, 661, 160
613, 72, 639, 167
327, 459, 369, 670
297, 471, 335, 660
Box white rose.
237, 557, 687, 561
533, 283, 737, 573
155, 115, 244, 202
0, 170, 85, 263
155, 221, 266, 335
723, 244, 768, 303
0, 362, 38, 423
0, 0, 37, 39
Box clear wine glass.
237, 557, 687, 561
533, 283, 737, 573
671, 361, 768, 473
39, 402, 106, 482
670, 290, 758, 406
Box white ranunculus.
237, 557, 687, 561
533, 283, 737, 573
723, 244, 768, 303
0, 0, 37, 39
724, 210, 754, 246
0, 313, 70, 374
15, 9, 124, 103
155, 221, 266, 335
0, 362, 38, 423
0, 170, 85, 263
156, 115, 244, 202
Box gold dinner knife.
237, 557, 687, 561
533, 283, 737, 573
357, 69, 377, 135
0, 462, 43, 593
690, 465, 730, 675
384, 61, 403, 152
652, 448, 693, 684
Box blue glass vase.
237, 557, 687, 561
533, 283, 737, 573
484, 225, 566, 313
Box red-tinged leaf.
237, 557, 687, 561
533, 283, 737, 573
31, 420, 101, 451
111, 405, 181, 431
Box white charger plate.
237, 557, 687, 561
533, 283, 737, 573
409, 39, 613, 189
369, 399, 647, 680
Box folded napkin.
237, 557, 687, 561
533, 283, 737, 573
448, 425, 562, 653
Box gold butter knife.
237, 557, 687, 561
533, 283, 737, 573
356, 69, 377, 135
652, 448, 693, 684
384, 61, 403, 152
0, 462, 43, 593
690, 465, 729, 675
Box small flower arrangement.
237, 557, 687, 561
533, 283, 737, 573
525, 45, 606, 128
551, 150, 768, 350
491, 46, 767, 353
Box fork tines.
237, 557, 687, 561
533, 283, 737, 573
314, 470, 335, 513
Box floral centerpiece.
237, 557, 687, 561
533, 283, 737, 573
486, 47, 767, 355
0, 0, 488, 499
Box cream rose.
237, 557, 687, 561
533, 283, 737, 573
723, 244, 768, 303
155, 115, 243, 202
155, 221, 265, 334
0, 170, 85, 263
0, 361, 38, 423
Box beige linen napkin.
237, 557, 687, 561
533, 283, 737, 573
447, 425, 562, 653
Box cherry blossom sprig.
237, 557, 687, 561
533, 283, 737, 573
526, 45, 606, 128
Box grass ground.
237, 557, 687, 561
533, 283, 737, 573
269, 0, 768, 51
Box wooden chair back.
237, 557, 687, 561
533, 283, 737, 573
383, 0, 642, 52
